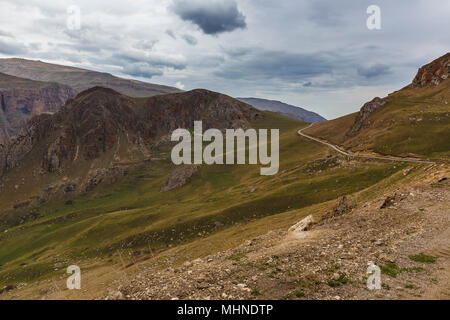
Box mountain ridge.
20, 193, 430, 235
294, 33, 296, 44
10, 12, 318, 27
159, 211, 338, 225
0, 87, 263, 213
0, 58, 181, 97
237, 97, 326, 123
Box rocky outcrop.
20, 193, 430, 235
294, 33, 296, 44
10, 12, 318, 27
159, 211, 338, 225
409, 52, 450, 88
287, 214, 316, 239
322, 196, 353, 220
161, 165, 199, 192
347, 97, 387, 135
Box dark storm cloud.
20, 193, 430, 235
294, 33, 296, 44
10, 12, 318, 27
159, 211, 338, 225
357, 64, 391, 78
171, 0, 246, 35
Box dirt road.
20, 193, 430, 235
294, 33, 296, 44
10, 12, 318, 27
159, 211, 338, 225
298, 124, 435, 164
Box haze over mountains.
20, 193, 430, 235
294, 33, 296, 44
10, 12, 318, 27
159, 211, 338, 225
237, 97, 326, 123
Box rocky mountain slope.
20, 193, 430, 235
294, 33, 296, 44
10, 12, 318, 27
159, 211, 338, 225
0, 58, 180, 98
408, 53, 450, 88
0, 87, 262, 219
113, 165, 449, 300
304, 52, 450, 159
237, 97, 326, 123
0, 72, 76, 143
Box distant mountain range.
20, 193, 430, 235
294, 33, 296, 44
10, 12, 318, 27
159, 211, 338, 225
0, 58, 326, 144
237, 97, 326, 123
0, 58, 180, 97
0, 58, 182, 143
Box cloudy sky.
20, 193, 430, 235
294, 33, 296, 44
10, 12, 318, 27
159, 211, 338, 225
0, 0, 449, 119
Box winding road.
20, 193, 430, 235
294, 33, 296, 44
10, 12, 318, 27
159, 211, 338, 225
298, 124, 435, 164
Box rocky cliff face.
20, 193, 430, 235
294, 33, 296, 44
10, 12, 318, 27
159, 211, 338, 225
347, 97, 387, 135
347, 53, 450, 136
409, 53, 450, 88
0, 72, 76, 143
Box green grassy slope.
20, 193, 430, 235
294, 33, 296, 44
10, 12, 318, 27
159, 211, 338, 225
0, 112, 406, 286
305, 81, 450, 159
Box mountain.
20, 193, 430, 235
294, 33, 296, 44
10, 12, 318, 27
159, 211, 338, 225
0, 87, 262, 212
0, 72, 76, 143
0, 58, 181, 97
0, 56, 448, 301
304, 52, 450, 159
237, 97, 326, 122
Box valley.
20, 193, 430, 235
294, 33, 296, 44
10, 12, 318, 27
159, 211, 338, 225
0, 53, 448, 301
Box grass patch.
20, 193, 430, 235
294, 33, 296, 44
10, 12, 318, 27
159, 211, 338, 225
381, 263, 401, 278
227, 253, 247, 262
251, 289, 262, 296
327, 275, 349, 287
409, 253, 436, 264
295, 290, 306, 298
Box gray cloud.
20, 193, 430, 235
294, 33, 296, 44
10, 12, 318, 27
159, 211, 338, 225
112, 51, 186, 71
182, 34, 198, 46
1, 0, 449, 119
172, 0, 246, 35
121, 62, 163, 78
357, 64, 391, 78
307, 1, 347, 27
166, 29, 176, 39
215, 49, 333, 81
0, 39, 27, 55
109, 49, 186, 78
0, 30, 14, 38
134, 40, 158, 51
